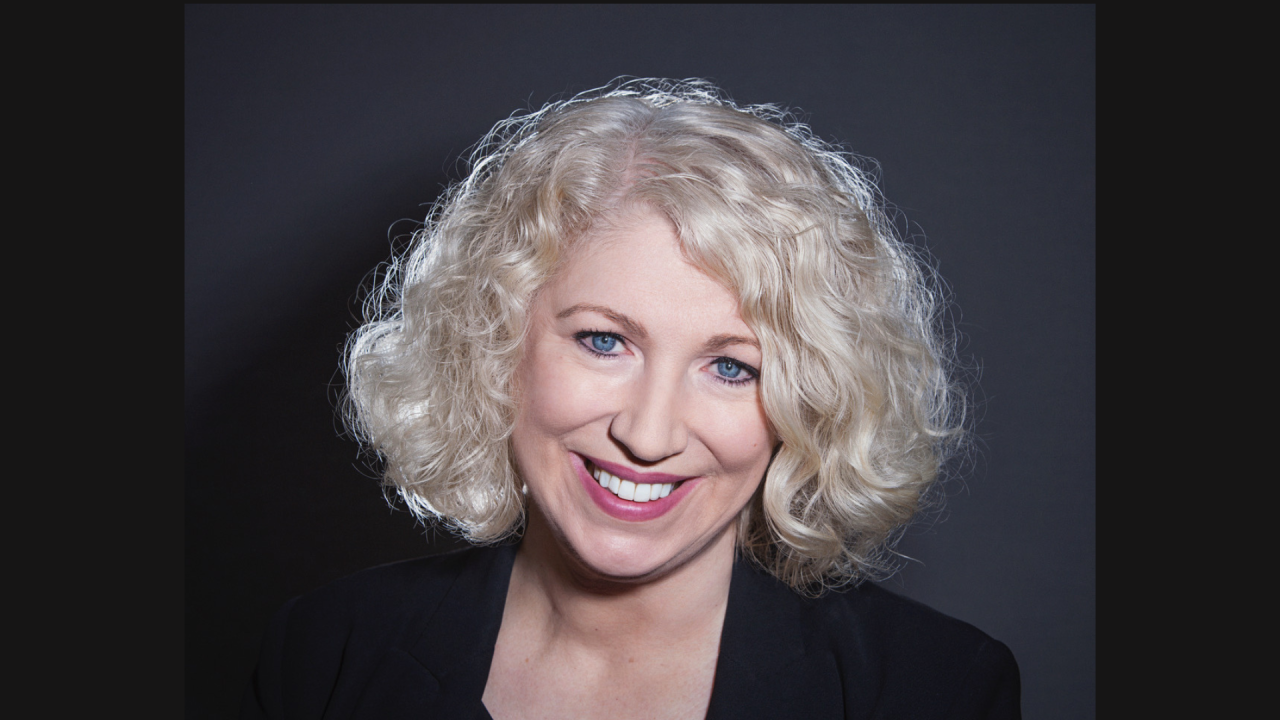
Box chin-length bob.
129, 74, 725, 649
345, 78, 965, 592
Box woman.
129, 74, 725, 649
244, 78, 1020, 719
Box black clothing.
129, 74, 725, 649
242, 543, 1020, 719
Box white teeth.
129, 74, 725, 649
591, 464, 677, 503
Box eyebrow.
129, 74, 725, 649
556, 304, 648, 340
556, 304, 761, 352
701, 333, 761, 353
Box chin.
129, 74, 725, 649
575, 537, 678, 582
560, 516, 732, 588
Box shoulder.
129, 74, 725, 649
241, 545, 503, 719
814, 581, 1021, 719
720, 560, 1020, 719
284, 546, 480, 634
819, 581, 1011, 659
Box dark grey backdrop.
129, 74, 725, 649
185, 6, 1095, 719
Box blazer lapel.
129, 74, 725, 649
705, 558, 846, 719
350, 543, 517, 719
346, 546, 849, 719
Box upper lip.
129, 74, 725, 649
578, 453, 694, 485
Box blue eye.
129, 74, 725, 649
710, 357, 759, 386
715, 359, 743, 379
574, 330, 625, 357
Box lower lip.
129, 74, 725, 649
571, 453, 697, 522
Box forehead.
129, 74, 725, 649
539, 208, 753, 336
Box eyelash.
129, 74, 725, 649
574, 330, 626, 359
710, 357, 759, 387
573, 331, 759, 387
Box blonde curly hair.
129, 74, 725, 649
344, 78, 965, 592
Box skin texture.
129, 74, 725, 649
482, 206, 776, 719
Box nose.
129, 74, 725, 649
609, 367, 689, 463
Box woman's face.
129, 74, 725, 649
512, 206, 776, 581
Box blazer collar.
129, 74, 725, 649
350, 543, 516, 720
705, 558, 843, 719
352, 543, 840, 719
410, 542, 517, 717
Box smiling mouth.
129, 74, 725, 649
586, 460, 683, 503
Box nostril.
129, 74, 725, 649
607, 379, 691, 463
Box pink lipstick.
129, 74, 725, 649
571, 452, 699, 522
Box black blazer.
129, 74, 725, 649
242, 543, 1020, 719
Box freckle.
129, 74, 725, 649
629, 657, 635, 663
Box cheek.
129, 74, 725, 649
695, 401, 775, 475
515, 346, 613, 440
